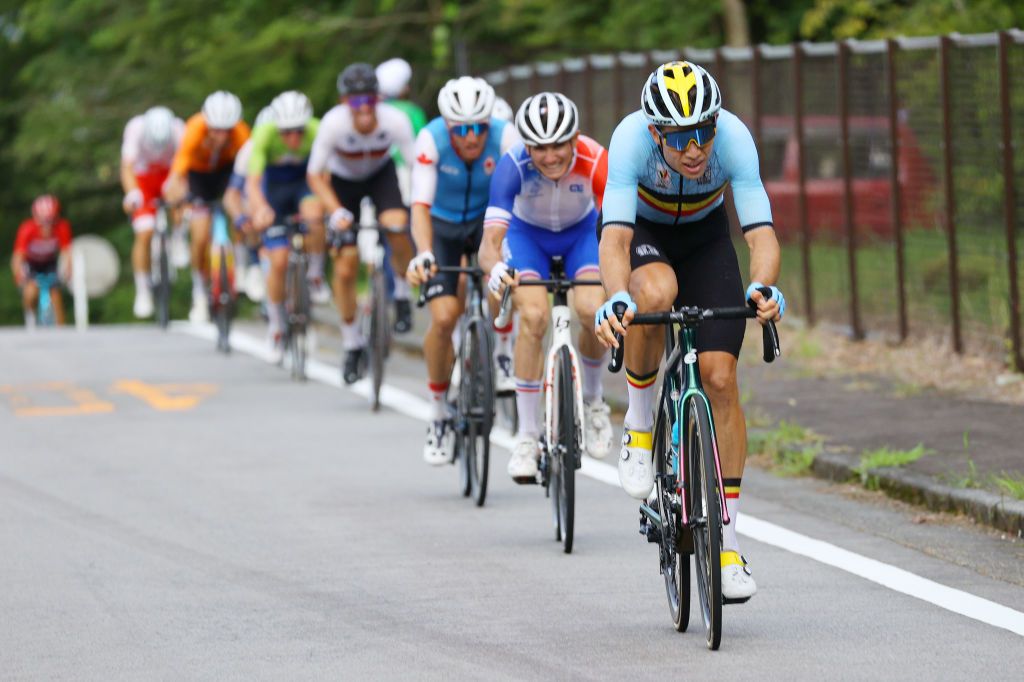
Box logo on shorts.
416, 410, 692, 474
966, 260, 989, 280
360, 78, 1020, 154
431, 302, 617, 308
635, 244, 660, 257
484, 156, 496, 175
427, 284, 445, 297
569, 183, 583, 193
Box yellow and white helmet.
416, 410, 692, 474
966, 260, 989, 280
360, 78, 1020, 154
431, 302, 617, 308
641, 61, 721, 128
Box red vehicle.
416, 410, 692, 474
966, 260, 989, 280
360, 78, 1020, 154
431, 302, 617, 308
758, 115, 936, 241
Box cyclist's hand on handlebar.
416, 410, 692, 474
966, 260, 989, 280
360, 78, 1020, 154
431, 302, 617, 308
746, 282, 785, 324
406, 251, 435, 286
328, 207, 354, 233
252, 204, 276, 232
594, 291, 637, 348
487, 261, 518, 298
123, 189, 143, 215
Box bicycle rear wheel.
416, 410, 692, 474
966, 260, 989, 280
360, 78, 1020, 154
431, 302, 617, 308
155, 230, 170, 329
368, 266, 388, 411
687, 395, 722, 650
654, 385, 690, 632
286, 256, 309, 380
553, 346, 577, 554
460, 319, 493, 506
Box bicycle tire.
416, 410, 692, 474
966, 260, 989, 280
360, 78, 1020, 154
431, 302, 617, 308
368, 266, 388, 411
555, 346, 577, 554
687, 395, 722, 650
456, 327, 473, 499
654, 384, 690, 632
216, 244, 232, 354
156, 229, 170, 329
286, 255, 309, 380
463, 319, 493, 507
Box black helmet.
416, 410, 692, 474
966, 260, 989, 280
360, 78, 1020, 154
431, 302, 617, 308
337, 63, 378, 96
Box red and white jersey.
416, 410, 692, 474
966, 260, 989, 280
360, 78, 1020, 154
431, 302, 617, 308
308, 102, 415, 182
14, 219, 72, 267
121, 115, 185, 175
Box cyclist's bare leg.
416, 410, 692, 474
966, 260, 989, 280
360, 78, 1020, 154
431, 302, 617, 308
132, 228, 154, 276
571, 285, 608, 404
623, 262, 678, 430
425, 295, 462, 385
266, 247, 288, 337
50, 288, 65, 325
512, 285, 550, 438
300, 198, 326, 282
332, 246, 360, 323
189, 210, 212, 284
699, 352, 746, 478
22, 281, 39, 315
379, 208, 412, 274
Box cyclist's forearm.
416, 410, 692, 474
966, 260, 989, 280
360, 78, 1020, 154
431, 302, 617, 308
307, 172, 340, 214
223, 188, 245, 223
745, 227, 781, 286
120, 160, 137, 194
410, 204, 433, 254
245, 174, 269, 213
599, 226, 633, 295
478, 226, 507, 274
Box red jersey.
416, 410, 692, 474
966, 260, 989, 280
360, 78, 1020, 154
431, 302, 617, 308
13, 218, 72, 267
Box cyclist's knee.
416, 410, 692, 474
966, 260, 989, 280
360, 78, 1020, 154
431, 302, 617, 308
517, 302, 548, 339
333, 252, 359, 282
630, 271, 676, 311
702, 362, 739, 405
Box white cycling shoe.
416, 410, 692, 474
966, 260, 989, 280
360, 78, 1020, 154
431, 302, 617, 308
423, 420, 455, 466
309, 276, 331, 305
508, 437, 540, 483
584, 399, 613, 459
268, 331, 285, 365
244, 265, 265, 302
493, 353, 515, 395
618, 429, 654, 499
133, 287, 154, 319
188, 292, 209, 324
721, 551, 757, 603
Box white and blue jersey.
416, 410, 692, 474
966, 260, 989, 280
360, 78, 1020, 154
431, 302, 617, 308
484, 135, 608, 279
601, 109, 773, 232
410, 116, 518, 224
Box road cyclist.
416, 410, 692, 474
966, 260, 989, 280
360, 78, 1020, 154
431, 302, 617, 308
11, 195, 72, 328
405, 76, 520, 466
479, 91, 615, 483
593, 60, 786, 605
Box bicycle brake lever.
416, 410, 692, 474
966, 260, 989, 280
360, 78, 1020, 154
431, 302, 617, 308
607, 302, 628, 373
751, 286, 781, 363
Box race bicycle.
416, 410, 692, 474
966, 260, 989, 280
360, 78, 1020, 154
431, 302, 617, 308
150, 200, 176, 329
496, 256, 602, 554
417, 255, 494, 507
273, 216, 310, 381
28, 271, 61, 328
206, 201, 235, 354
608, 291, 780, 649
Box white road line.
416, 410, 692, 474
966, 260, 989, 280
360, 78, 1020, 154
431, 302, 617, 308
176, 323, 1024, 638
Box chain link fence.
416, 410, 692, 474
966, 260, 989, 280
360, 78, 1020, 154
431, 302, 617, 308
484, 30, 1024, 371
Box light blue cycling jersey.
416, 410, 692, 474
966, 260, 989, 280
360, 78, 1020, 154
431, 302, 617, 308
410, 117, 516, 224
601, 109, 773, 232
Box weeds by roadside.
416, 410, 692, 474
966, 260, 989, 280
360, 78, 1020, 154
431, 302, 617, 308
855, 443, 932, 489
748, 420, 823, 477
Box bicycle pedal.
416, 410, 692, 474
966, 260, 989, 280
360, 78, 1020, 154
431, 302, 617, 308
639, 518, 661, 544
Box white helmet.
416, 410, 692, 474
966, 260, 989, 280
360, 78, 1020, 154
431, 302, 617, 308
271, 91, 313, 129
202, 90, 242, 129
141, 106, 175, 152
254, 106, 275, 129
641, 61, 721, 128
437, 76, 495, 125
515, 92, 578, 146
376, 58, 412, 99
491, 97, 514, 122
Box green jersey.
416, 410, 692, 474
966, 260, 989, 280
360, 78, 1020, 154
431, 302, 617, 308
248, 118, 320, 177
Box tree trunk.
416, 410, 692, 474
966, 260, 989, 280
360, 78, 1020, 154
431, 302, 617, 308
722, 0, 751, 47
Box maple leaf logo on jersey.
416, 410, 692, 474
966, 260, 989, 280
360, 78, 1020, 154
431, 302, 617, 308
483, 156, 496, 175
417, 153, 434, 165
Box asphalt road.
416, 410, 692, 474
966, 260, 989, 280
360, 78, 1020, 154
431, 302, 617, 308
1, 325, 1022, 681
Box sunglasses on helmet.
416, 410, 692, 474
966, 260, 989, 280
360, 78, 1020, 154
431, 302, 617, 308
450, 122, 489, 138
347, 94, 378, 108
658, 122, 717, 151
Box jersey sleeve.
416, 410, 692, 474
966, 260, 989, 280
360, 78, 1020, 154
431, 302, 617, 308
410, 128, 440, 207
591, 146, 609, 210
498, 122, 521, 154
308, 109, 337, 175
246, 124, 273, 176
226, 122, 250, 164
395, 112, 417, 170
721, 114, 773, 232
171, 116, 205, 176
12, 221, 32, 255
600, 119, 643, 228
483, 153, 522, 230
56, 219, 73, 247
121, 117, 141, 164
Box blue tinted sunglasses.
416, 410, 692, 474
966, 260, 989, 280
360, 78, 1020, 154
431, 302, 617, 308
659, 122, 716, 151
451, 122, 489, 137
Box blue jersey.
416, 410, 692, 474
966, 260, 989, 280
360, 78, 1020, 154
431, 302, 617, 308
410, 117, 518, 224
601, 109, 773, 232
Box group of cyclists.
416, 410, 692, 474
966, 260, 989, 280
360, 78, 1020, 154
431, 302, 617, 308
13, 56, 786, 603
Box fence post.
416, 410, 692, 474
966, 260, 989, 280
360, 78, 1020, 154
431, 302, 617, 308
939, 34, 964, 354
751, 45, 762, 147
793, 42, 814, 325
583, 57, 595, 135
613, 54, 625, 123
556, 60, 567, 95
887, 39, 909, 342
999, 31, 1024, 372
838, 39, 864, 339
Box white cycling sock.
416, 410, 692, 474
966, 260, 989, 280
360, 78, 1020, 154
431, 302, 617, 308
307, 252, 325, 280
134, 271, 150, 291
514, 378, 542, 439
267, 302, 283, 336
393, 277, 411, 301
624, 368, 657, 432
191, 269, 206, 298
493, 319, 513, 358
723, 481, 742, 553
428, 381, 449, 420
340, 319, 364, 351
580, 352, 606, 403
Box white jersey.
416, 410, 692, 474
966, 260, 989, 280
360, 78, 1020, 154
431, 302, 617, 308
121, 115, 185, 175
308, 102, 415, 181
233, 140, 253, 177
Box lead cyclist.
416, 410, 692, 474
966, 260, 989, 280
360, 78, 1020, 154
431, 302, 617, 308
593, 61, 785, 603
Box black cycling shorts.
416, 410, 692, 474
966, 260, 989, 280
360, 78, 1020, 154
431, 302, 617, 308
625, 205, 748, 358
188, 166, 233, 203
330, 159, 405, 224
422, 216, 484, 302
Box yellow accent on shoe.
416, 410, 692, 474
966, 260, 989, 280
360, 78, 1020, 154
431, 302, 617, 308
721, 550, 745, 567
623, 429, 653, 450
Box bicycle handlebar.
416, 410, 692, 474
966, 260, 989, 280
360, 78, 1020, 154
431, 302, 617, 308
414, 257, 487, 308
607, 288, 781, 373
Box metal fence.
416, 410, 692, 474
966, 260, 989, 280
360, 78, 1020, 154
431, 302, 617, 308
483, 30, 1024, 371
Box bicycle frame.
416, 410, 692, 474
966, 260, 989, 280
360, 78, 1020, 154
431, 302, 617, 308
34, 272, 59, 326
544, 301, 586, 459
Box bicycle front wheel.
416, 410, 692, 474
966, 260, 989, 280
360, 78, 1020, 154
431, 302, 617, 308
461, 319, 494, 506
554, 346, 577, 554
687, 395, 722, 650
215, 245, 232, 354
368, 266, 388, 411
654, 384, 689, 632
156, 230, 170, 329
286, 257, 309, 380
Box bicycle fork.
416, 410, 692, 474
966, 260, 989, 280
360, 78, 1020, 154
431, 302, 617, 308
542, 304, 585, 466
